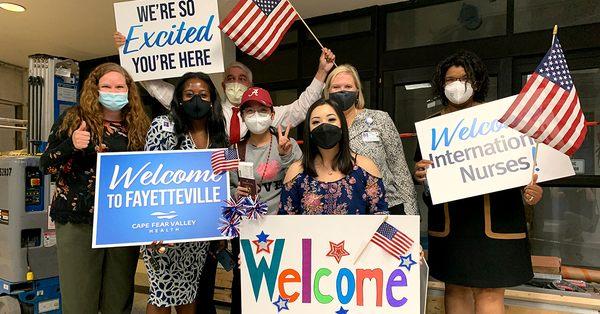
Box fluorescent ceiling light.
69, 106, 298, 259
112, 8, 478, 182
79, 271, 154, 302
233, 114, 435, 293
0, 2, 26, 12
404, 83, 432, 90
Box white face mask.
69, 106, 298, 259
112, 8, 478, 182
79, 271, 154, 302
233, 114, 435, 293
245, 112, 272, 134
444, 81, 474, 105
225, 82, 248, 105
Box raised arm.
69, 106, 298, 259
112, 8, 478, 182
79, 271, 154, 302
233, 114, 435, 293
272, 48, 336, 128
113, 31, 174, 109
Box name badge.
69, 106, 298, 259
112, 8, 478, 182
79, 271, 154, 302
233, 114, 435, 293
362, 131, 380, 142
162, 121, 174, 133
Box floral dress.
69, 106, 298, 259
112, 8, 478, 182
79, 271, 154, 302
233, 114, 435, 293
278, 165, 389, 215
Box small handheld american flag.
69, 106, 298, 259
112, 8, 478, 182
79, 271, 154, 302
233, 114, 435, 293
499, 35, 587, 156
370, 221, 414, 260
211, 148, 240, 175
218, 0, 299, 60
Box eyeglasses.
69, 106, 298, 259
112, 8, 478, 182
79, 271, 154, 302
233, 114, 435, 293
242, 107, 271, 116
444, 77, 470, 84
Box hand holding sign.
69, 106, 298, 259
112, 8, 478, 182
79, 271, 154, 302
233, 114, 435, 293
413, 159, 433, 184
523, 173, 543, 205
114, 31, 126, 49
72, 121, 90, 150
277, 123, 292, 156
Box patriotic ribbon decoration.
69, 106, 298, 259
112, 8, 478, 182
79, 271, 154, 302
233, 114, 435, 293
219, 196, 268, 237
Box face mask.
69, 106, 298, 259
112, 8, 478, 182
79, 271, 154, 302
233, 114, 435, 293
245, 112, 272, 134
444, 81, 474, 105
329, 91, 358, 111
98, 91, 128, 111
182, 95, 212, 120
225, 82, 248, 105
310, 123, 343, 149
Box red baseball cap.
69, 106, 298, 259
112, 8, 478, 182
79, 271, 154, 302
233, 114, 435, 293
240, 87, 273, 110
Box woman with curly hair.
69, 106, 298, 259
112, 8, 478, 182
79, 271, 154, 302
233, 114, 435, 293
40, 62, 150, 313
413, 51, 542, 314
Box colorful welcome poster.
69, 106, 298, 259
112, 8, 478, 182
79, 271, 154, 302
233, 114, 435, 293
240, 215, 420, 313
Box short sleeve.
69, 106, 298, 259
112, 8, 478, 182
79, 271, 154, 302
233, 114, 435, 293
145, 115, 178, 151
364, 172, 389, 215
278, 175, 303, 215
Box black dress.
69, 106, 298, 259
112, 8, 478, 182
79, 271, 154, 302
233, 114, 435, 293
415, 142, 533, 288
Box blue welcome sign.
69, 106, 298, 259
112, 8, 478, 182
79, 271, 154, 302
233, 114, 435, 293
92, 150, 230, 248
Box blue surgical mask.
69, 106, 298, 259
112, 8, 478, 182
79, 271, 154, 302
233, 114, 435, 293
98, 91, 129, 111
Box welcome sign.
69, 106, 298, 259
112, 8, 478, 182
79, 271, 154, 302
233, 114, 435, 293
114, 0, 225, 81
92, 150, 230, 248
415, 96, 575, 205
240, 216, 420, 313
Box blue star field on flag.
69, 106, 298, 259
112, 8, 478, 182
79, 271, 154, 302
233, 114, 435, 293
253, 0, 281, 15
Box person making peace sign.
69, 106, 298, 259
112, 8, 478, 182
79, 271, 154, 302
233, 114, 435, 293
230, 87, 302, 211
228, 87, 302, 311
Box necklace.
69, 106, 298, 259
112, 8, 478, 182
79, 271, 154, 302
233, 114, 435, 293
317, 160, 334, 176
190, 131, 210, 149
255, 136, 273, 193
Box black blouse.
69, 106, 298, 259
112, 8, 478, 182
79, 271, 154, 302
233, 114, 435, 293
40, 113, 129, 224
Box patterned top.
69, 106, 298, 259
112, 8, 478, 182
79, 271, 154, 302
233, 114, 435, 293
145, 115, 214, 151
349, 109, 418, 214
278, 165, 389, 215
41, 112, 129, 224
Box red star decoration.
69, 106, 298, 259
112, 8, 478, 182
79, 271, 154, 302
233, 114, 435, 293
326, 241, 350, 263
252, 239, 274, 254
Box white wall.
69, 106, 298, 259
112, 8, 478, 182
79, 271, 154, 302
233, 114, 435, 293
0, 61, 27, 152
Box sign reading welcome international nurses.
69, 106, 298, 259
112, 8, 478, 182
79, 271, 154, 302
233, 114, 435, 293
415, 96, 575, 205
240, 216, 420, 313
92, 150, 229, 248
114, 0, 224, 81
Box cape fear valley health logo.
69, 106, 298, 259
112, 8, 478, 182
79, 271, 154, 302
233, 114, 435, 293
150, 211, 178, 219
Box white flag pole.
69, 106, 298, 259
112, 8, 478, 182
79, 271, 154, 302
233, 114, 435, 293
287, 1, 338, 67
353, 215, 388, 265
531, 25, 559, 179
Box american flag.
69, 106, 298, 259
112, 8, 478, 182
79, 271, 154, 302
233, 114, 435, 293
218, 0, 299, 60
211, 148, 240, 174
499, 36, 587, 156
370, 222, 414, 260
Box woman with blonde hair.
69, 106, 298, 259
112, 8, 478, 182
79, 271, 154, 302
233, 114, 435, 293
41, 62, 150, 314
323, 64, 418, 215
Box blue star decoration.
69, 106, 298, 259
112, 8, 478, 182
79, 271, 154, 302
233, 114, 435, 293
399, 253, 417, 271
335, 306, 349, 314
257, 231, 270, 242
272, 295, 290, 312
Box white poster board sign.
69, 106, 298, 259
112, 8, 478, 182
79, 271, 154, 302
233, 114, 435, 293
415, 95, 575, 205
240, 215, 421, 313
114, 0, 224, 81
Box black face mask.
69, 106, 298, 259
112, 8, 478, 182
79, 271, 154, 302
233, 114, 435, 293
182, 95, 211, 120
329, 91, 358, 111
310, 123, 343, 149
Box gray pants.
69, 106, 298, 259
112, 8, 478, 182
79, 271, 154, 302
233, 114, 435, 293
56, 222, 139, 314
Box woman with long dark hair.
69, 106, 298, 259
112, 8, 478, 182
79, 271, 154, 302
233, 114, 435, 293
278, 99, 387, 215
41, 63, 150, 313
143, 72, 228, 313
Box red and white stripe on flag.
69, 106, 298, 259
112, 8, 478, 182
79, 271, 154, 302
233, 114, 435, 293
499, 37, 587, 156
371, 229, 413, 260
219, 0, 299, 60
